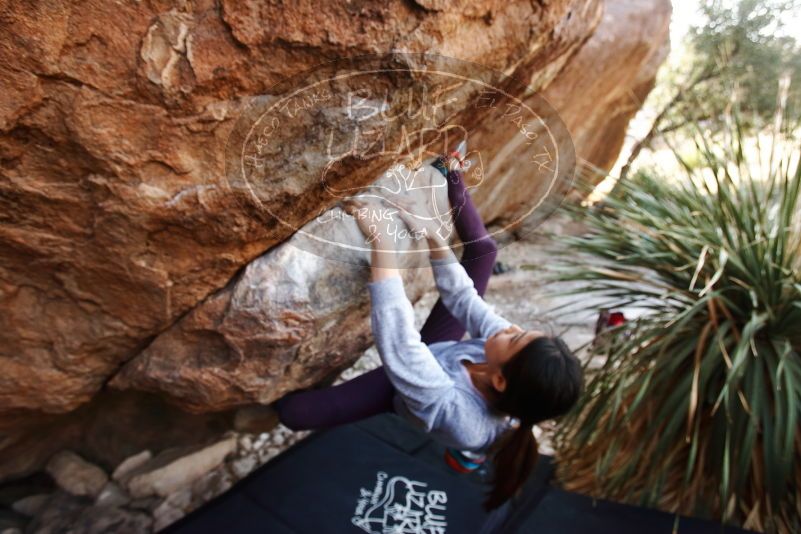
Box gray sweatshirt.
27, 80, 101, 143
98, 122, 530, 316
366, 255, 515, 453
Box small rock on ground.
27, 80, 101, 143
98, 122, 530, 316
45, 451, 108, 498
112, 451, 153, 482
126, 436, 237, 499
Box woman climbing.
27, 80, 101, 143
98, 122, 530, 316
274, 153, 583, 510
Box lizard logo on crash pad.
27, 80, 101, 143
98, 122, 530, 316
351, 471, 448, 534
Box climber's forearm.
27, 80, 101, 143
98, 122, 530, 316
370, 245, 400, 282
428, 240, 452, 261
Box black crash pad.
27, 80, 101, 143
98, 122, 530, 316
163, 413, 755, 534
164, 414, 501, 534
508, 487, 754, 534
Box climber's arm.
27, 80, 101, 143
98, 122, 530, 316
367, 275, 455, 415
368, 234, 400, 283
342, 197, 454, 414
341, 198, 399, 282
429, 248, 512, 339
391, 200, 511, 340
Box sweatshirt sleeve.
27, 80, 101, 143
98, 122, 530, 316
430, 255, 513, 339
367, 275, 455, 418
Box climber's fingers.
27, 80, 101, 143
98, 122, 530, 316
341, 198, 370, 226
341, 198, 374, 239
393, 196, 435, 224
392, 196, 420, 215
394, 208, 422, 233
340, 197, 364, 214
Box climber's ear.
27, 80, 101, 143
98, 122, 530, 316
455, 140, 467, 160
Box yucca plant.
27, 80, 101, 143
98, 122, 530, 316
550, 114, 801, 533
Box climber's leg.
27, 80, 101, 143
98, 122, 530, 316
275, 366, 394, 431
419, 167, 498, 344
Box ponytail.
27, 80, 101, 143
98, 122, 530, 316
483, 335, 584, 510
484, 421, 538, 510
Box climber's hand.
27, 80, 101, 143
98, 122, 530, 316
341, 198, 394, 252
342, 198, 371, 239
392, 197, 452, 260
342, 197, 399, 281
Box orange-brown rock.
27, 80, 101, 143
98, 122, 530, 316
1, 0, 587, 418
468, 0, 673, 226
108, 0, 673, 416
0, 0, 670, 481
109, 165, 453, 410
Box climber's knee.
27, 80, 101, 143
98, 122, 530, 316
273, 395, 306, 432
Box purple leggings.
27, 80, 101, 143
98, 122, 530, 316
276, 167, 498, 431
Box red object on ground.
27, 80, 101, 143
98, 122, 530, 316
594, 309, 628, 345
607, 312, 626, 327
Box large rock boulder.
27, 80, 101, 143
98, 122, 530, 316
0, 0, 670, 480
109, 164, 452, 410
0, 0, 592, 419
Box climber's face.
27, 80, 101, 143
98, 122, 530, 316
484, 324, 543, 392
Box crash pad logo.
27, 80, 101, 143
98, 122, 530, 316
351, 471, 448, 534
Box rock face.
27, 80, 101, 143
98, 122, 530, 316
542, 0, 672, 179
0, 0, 670, 481
0, 0, 590, 418
467, 0, 672, 226
109, 164, 450, 411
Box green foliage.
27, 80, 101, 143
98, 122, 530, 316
621, 0, 801, 183
552, 113, 801, 533
687, 0, 801, 123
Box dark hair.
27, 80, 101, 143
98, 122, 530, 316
484, 335, 583, 510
